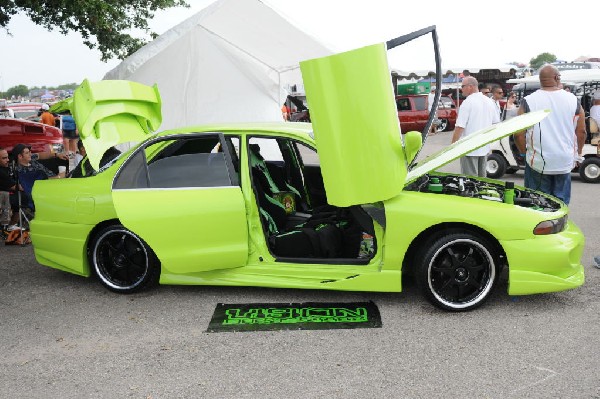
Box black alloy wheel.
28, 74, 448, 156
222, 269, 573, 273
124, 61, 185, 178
90, 224, 160, 293
416, 230, 499, 311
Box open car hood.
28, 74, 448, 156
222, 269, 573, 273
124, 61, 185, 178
406, 110, 549, 184
301, 43, 548, 207
72, 79, 162, 170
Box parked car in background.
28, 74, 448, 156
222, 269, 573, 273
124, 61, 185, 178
0, 117, 64, 156
396, 94, 457, 133
6, 102, 45, 122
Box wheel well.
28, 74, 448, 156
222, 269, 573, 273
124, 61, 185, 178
402, 222, 507, 275
86, 219, 121, 255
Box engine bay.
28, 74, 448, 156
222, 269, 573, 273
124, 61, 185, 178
406, 174, 562, 212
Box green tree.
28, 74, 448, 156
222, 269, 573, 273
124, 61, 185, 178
0, 1, 188, 61
5, 84, 29, 98
529, 53, 557, 69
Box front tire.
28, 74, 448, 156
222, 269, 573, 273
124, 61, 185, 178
90, 224, 160, 293
579, 157, 600, 183
486, 153, 507, 179
415, 230, 499, 311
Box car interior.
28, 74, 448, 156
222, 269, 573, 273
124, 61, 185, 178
247, 136, 377, 263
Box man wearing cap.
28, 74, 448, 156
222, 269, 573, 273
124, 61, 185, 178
590, 90, 600, 127
40, 103, 55, 126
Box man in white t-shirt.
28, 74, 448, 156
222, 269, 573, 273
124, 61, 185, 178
514, 64, 585, 205
451, 76, 500, 177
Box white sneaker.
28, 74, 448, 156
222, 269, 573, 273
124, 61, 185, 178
6, 224, 20, 231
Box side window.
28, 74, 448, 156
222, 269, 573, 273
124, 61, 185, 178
248, 137, 283, 161
113, 150, 149, 189
114, 134, 235, 189
295, 142, 320, 166
396, 98, 410, 111
414, 96, 427, 111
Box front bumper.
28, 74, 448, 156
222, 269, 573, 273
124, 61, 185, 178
503, 221, 585, 295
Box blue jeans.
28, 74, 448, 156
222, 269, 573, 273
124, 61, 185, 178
524, 164, 571, 204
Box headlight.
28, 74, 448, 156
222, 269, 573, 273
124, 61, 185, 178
533, 215, 568, 235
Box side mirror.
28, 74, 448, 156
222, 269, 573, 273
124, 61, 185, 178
404, 131, 422, 164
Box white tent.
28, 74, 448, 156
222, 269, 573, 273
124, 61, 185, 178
104, 0, 331, 130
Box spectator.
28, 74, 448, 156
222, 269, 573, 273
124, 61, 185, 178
61, 110, 78, 158
590, 90, 600, 127
0, 99, 15, 118
70, 141, 121, 178
0, 147, 27, 232
281, 102, 291, 121
503, 91, 518, 121
514, 65, 585, 205
12, 143, 58, 179
479, 84, 491, 97
452, 76, 500, 177
0, 147, 15, 234
491, 85, 504, 118
40, 103, 55, 126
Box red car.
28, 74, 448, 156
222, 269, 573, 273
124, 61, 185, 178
0, 118, 64, 156
396, 94, 457, 133
6, 102, 46, 122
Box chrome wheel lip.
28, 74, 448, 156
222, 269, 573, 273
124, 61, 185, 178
427, 238, 495, 310
92, 228, 149, 291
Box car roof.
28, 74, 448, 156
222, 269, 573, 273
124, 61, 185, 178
157, 122, 315, 140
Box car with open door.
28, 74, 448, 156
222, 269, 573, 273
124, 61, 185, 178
30, 28, 584, 312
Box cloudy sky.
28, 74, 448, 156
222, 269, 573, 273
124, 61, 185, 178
0, 0, 595, 90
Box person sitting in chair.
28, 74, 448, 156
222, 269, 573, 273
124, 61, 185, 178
11, 143, 59, 219
12, 144, 59, 180
1, 147, 30, 232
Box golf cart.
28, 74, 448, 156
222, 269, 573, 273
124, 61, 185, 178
486, 80, 600, 183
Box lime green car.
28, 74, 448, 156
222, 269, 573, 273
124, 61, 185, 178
30, 43, 584, 311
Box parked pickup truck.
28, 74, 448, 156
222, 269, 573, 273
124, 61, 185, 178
396, 94, 457, 133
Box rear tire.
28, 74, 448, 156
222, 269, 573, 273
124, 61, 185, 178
90, 224, 160, 293
486, 153, 507, 179
415, 230, 499, 311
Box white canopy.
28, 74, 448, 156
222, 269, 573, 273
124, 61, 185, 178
104, 0, 331, 130
391, 64, 518, 79
507, 69, 600, 84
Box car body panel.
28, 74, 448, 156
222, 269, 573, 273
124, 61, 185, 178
300, 43, 406, 207
112, 187, 249, 274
